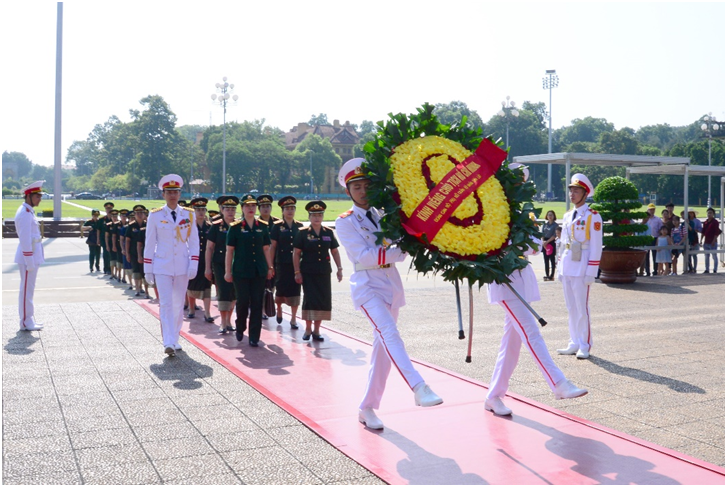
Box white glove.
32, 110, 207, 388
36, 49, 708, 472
187, 264, 198, 279
146, 274, 155, 285
25, 263, 37, 272
583, 275, 595, 286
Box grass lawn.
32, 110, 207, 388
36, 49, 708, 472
2, 198, 714, 222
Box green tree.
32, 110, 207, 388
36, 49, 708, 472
2, 151, 33, 179
433, 101, 484, 129
554, 117, 615, 150
308, 113, 329, 125
293, 134, 341, 193
599, 128, 639, 155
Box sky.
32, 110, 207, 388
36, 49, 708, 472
1, 1, 724, 168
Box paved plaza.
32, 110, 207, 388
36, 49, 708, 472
2, 237, 725, 484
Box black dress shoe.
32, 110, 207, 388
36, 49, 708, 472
302, 333, 311, 341
312, 334, 324, 342
205, 316, 215, 323
186, 313, 195, 319
290, 322, 299, 330
249, 340, 259, 347
236, 328, 244, 342
135, 292, 141, 297
276, 315, 283, 324
226, 325, 235, 332
218, 328, 227, 335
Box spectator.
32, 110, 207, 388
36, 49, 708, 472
670, 215, 686, 275
655, 226, 673, 276
662, 209, 674, 234
643, 203, 662, 276
701, 207, 722, 273
665, 202, 675, 220
541, 210, 558, 281
684, 210, 702, 273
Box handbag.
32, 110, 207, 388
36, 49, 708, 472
264, 279, 275, 317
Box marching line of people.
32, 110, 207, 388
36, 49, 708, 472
24, 166, 693, 432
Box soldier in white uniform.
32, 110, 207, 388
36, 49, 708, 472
15, 181, 46, 331
484, 166, 587, 416
335, 158, 443, 431
557, 173, 603, 360
143, 174, 200, 357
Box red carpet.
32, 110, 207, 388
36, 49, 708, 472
138, 300, 725, 485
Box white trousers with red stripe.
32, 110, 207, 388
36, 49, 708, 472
562, 276, 593, 352
155, 274, 188, 348
359, 296, 424, 410
487, 299, 565, 400
18, 263, 39, 329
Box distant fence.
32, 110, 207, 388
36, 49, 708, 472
2, 218, 86, 239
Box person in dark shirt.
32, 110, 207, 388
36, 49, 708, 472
186, 198, 214, 322
126, 205, 147, 297
269, 196, 304, 329
206, 196, 239, 334
293, 201, 343, 342
81, 209, 102, 273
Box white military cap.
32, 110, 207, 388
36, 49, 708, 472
338, 158, 368, 188
508, 163, 529, 182
568, 173, 594, 197
158, 174, 183, 191
22, 180, 46, 195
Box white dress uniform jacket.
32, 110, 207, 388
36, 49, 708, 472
143, 205, 200, 277
487, 238, 541, 304
558, 204, 603, 278
335, 206, 407, 310
14, 202, 45, 268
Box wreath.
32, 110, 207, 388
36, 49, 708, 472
362, 103, 541, 286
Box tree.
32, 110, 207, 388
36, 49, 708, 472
554, 117, 615, 150
599, 129, 639, 155
65, 140, 97, 176
292, 134, 341, 193
308, 113, 329, 126
433, 101, 484, 129
358, 120, 377, 135
2, 151, 33, 179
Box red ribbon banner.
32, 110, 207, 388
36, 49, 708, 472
401, 138, 507, 242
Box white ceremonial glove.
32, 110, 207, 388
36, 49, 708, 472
187, 265, 197, 280
23, 256, 37, 271
146, 274, 155, 285
583, 275, 595, 286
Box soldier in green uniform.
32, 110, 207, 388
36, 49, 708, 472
138, 209, 159, 303
206, 196, 238, 334
81, 209, 102, 273
100, 201, 114, 274
126, 204, 147, 297
225, 194, 274, 347
269, 196, 304, 328
257, 194, 281, 320
118, 209, 132, 286
293, 201, 343, 341
186, 197, 214, 322
105, 209, 121, 282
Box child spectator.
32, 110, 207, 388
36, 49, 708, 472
655, 226, 673, 276
670, 215, 687, 275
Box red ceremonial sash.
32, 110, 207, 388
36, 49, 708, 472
401, 138, 506, 241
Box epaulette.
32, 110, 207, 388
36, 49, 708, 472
150, 207, 163, 213
338, 210, 353, 219
230, 220, 242, 227
212, 219, 223, 225
323, 225, 334, 232
589, 208, 599, 214
256, 218, 269, 226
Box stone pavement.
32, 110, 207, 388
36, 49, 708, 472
2, 238, 725, 484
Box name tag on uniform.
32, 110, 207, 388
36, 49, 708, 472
322, 236, 331, 241
256, 229, 262, 233
161, 220, 169, 224
361, 226, 371, 232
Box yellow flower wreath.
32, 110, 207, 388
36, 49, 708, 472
391, 135, 511, 256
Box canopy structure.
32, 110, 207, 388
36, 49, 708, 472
512, 152, 690, 211
627, 164, 726, 271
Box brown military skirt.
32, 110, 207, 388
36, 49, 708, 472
275, 263, 301, 307
301, 272, 331, 321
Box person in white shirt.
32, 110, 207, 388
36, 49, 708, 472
556, 174, 603, 360
335, 158, 443, 431
644, 203, 663, 276
15, 181, 46, 331
484, 168, 587, 416
143, 174, 200, 357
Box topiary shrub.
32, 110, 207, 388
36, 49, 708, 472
590, 176, 653, 250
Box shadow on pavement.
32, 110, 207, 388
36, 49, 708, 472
3, 331, 40, 355
589, 356, 706, 394
149, 351, 213, 389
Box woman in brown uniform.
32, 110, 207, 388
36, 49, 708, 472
293, 201, 343, 341
186, 198, 214, 322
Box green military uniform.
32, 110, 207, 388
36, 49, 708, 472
83, 210, 102, 272
208, 195, 239, 316
270, 196, 304, 306
100, 202, 114, 274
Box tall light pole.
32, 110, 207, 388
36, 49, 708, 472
542, 69, 559, 197
701, 112, 721, 207
211, 77, 238, 194
497, 96, 519, 160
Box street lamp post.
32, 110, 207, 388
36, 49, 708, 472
542, 69, 559, 197
497, 96, 519, 160
701, 112, 721, 207
211, 77, 238, 194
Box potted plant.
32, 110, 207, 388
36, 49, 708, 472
590, 176, 653, 284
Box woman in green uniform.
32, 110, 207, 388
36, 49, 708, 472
269, 196, 304, 329
81, 209, 102, 273
225, 194, 275, 347
186, 197, 214, 322
293, 201, 343, 341
206, 196, 238, 334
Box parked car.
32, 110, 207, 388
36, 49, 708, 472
75, 192, 103, 200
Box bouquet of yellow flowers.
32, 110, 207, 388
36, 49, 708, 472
363, 103, 541, 286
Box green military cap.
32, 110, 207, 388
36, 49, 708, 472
178, 200, 188, 207
305, 200, 326, 214
190, 197, 209, 208
91, 209, 101, 215
256, 194, 274, 205
208, 210, 220, 219
216, 195, 239, 208
133, 204, 147, 212
104, 201, 115, 208
109, 209, 119, 215
240, 194, 258, 205
278, 196, 297, 208
119, 209, 129, 216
